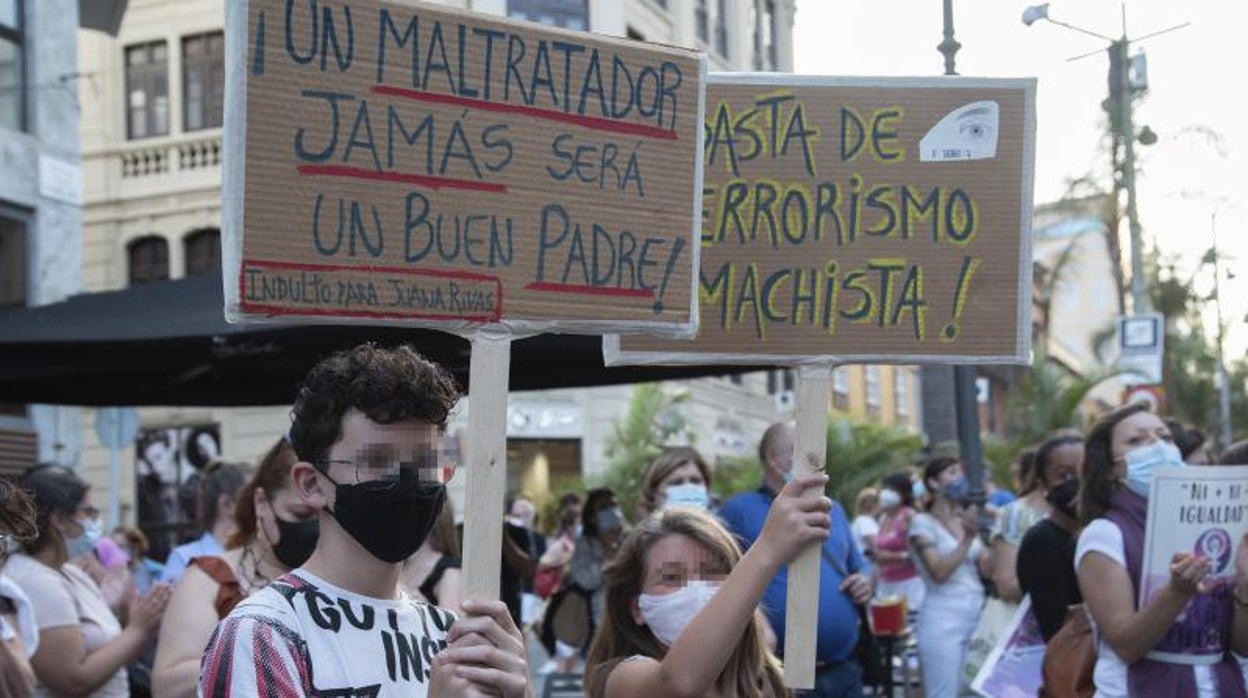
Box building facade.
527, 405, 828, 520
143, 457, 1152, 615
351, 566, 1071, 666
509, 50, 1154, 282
75, 0, 919, 539
0, 0, 125, 478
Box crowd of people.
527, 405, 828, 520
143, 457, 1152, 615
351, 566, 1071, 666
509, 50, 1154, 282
0, 342, 1246, 697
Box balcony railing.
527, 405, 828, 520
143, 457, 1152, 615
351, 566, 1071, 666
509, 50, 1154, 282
114, 131, 222, 180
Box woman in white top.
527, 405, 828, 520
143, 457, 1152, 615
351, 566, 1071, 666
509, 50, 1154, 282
1076, 404, 1248, 697
909, 456, 990, 697
6, 465, 170, 698
851, 487, 881, 566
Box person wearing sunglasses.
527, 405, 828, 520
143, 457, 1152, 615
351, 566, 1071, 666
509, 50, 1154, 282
6, 465, 170, 697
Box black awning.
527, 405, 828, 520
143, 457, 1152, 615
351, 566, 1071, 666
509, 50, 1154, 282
0, 273, 759, 406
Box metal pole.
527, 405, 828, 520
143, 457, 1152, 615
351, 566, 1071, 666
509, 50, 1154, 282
1213, 211, 1233, 450
940, 0, 984, 524
954, 366, 986, 516
1117, 36, 1149, 314
109, 448, 121, 528
939, 0, 961, 76
109, 412, 122, 529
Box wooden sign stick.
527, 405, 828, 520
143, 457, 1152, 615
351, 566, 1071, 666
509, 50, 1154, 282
461, 335, 512, 601
783, 364, 832, 690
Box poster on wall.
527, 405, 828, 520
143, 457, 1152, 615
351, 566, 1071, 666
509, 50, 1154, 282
134, 425, 221, 561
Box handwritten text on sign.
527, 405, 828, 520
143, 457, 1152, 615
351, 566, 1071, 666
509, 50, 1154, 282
610, 76, 1035, 363
1140, 466, 1248, 665
228, 0, 703, 331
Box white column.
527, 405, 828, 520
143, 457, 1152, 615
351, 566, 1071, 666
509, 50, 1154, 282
168, 31, 183, 137
471, 0, 508, 16
774, 0, 795, 72
167, 231, 186, 278
670, 0, 694, 48
727, 0, 749, 70
589, 0, 626, 37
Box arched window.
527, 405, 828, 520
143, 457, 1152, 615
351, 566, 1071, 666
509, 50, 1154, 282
128, 235, 169, 285
183, 227, 221, 276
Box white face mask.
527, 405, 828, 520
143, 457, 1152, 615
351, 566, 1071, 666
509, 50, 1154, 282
663, 483, 709, 510
912, 479, 926, 499
879, 489, 902, 509
638, 580, 720, 646
65, 516, 103, 560
1123, 440, 1184, 498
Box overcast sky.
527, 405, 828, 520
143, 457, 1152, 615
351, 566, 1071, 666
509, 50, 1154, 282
793, 0, 1247, 360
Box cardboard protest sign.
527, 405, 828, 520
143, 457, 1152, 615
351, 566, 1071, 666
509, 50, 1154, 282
1141, 465, 1248, 665
223, 0, 705, 336
605, 74, 1036, 364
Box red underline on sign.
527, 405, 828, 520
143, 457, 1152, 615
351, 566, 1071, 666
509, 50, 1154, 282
238, 301, 498, 324
244, 258, 502, 284
372, 85, 679, 141
239, 258, 505, 323
525, 282, 654, 298
296, 164, 507, 193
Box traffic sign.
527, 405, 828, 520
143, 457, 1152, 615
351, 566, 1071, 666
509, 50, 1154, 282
1117, 313, 1164, 385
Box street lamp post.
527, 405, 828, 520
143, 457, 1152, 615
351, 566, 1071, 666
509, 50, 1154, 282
936, 0, 988, 529
1114, 38, 1149, 314
939, 0, 960, 76
1023, 4, 1186, 315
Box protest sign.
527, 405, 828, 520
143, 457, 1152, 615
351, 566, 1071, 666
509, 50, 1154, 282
221, 0, 706, 604
223, 0, 705, 337
1141, 465, 1248, 664
971, 596, 1046, 698
605, 73, 1036, 365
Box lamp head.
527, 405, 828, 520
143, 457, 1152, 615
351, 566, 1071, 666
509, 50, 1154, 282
1022, 3, 1050, 26
1137, 125, 1158, 146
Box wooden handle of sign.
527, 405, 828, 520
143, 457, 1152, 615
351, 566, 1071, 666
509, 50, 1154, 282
462, 336, 512, 601
783, 365, 832, 690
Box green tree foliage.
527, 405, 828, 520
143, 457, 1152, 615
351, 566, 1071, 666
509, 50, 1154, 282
1230, 358, 1248, 445
1149, 258, 1248, 443
596, 383, 694, 521
825, 418, 924, 509
1005, 349, 1117, 446
972, 350, 1123, 487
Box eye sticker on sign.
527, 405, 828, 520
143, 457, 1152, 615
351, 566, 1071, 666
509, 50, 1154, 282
920, 100, 999, 162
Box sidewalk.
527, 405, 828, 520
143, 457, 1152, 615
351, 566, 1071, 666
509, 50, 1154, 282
525, 627, 585, 697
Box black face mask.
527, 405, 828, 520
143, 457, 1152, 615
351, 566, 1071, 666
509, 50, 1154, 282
319, 469, 445, 564
267, 502, 320, 569
1046, 477, 1080, 519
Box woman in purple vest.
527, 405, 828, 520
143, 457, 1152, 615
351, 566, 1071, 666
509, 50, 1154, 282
1076, 403, 1248, 697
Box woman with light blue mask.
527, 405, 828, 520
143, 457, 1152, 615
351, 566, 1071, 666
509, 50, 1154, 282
636, 447, 714, 520
5, 465, 171, 698
1076, 403, 1248, 697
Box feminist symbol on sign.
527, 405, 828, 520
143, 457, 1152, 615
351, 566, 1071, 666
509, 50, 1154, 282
1194, 528, 1232, 575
